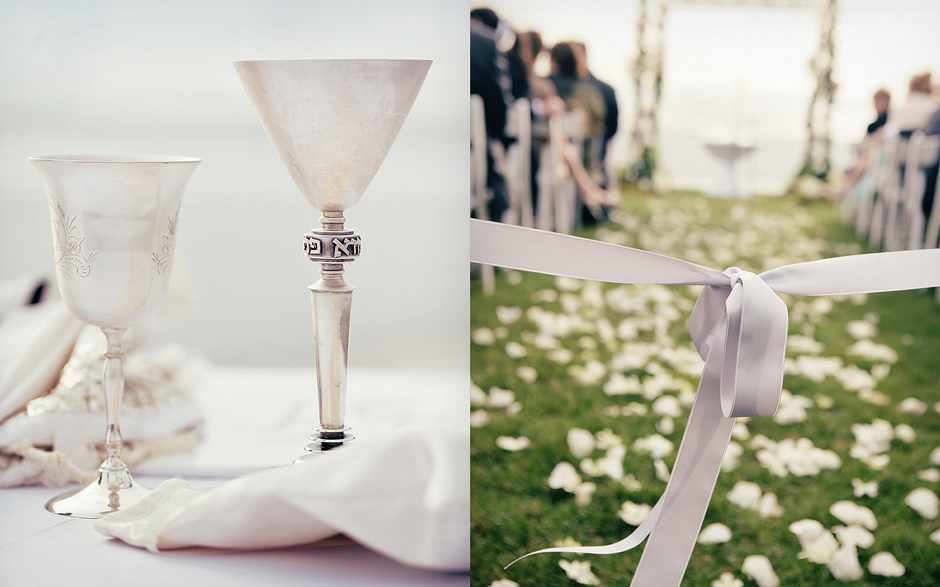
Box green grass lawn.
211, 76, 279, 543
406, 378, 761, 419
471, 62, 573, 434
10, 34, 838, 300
471, 191, 940, 587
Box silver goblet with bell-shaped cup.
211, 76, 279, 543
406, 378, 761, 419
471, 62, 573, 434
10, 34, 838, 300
29, 154, 200, 518
232, 59, 430, 460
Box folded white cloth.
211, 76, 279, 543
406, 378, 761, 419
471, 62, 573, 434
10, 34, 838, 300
95, 425, 469, 572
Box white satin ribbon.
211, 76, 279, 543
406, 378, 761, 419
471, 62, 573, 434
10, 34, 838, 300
471, 219, 940, 586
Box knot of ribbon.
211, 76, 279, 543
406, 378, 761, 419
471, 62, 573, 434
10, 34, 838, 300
470, 219, 940, 587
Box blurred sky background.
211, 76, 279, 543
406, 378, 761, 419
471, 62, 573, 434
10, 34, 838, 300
473, 0, 940, 194
0, 0, 469, 370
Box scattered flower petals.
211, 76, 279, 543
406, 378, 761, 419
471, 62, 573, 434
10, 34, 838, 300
829, 501, 877, 530
845, 320, 878, 339
846, 339, 898, 363
618, 501, 652, 526
731, 421, 750, 440
871, 363, 890, 380
505, 342, 528, 359
558, 560, 600, 586
496, 436, 530, 452
894, 423, 916, 443
905, 487, 939, 519
827, 543, 863, 581
496, 306, 522, 324
898, 397, 928, 415
621, 402, 649, 416
931, 528, 940, 545
728, 481, 763, 511
470, 409, 490, 428
506, 401, 523, 417
633, 434, 673, 459
832, 524, 875, 549
742, 554, 779, 587
487, 387, 516, 408
515, 366, 538, 384
654, 458, 671, 482
548, 462, 581, 492
814, 394, 834, 409
569, 360, 607, 385
868, 552, 905, 577
574, 482, 597, 506
721, 441, 743, 472
931, 446, 940, 466
835, 364, 877, 391
711, 572, 743, 587
790, 519, 839, 563
603, 373, 641, 396
595, 428, 624, 449
547, 348, 573, 364
471, 384, 487, 406
787, 334, 824, 354
656, 416, 675, 435
553, 536, 582, 548
472, 327, 495, 346
851, 478, 878, 498
757, 492, 784, 518
567, 428, 596, 458
489, 580, 519, 587
698, 523, 732, 544
918, 468, 940, 482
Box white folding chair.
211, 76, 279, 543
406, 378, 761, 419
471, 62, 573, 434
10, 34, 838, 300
503, 98, 533, 228
470, 94, 495, 295
901, 133, 940, 249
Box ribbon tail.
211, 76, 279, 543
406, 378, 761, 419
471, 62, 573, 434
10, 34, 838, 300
504, 496, 664, 569
630, 333, 736, 587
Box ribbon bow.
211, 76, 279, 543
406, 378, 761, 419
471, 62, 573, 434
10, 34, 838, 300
470, 219, 940, 587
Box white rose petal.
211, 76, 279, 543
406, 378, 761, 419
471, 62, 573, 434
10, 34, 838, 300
471, 384, 487, 406
548, 462, 582, 492
567, 428, 596, 458
742, 554, 779, 587
905, 487, 939, 519
931, 446, 940, 466
827, 543, 863, 581
871, 363, 891, 380
894, 423, 916, 443
868, 551, 905, 577
898, 397, 928, 415
918, 468, 940, 482
558, 560, 600, 586
633, 434, 674, 459
489, 580, 519, 587
845, 320, 878, 339
654, 458, 671, 482
656, 416, 675, 435
851, 478, 878, 498
470, 410, 490, 428
505, 341, 528, 359
574, 482, 597, 506
487, 387, 516, 408
831, 524, 875, 549
496, 436, 530, 452
829, 501, 878, 530
603, 373, 641, 396
495, 305, 522, 325
789, 519, 828, 542
472, 327, 496, 346
930, 528, 940, 545
758, 492, 784, 518
721, 441, 743, 472
698, 523, 733, 545
731, 421, 750, 440
711, 572, 744, 587
506, 401, 523, 417
652, 395, 682, 418
846, 339, 898, 363
728, 481, 763, 511
547, 348, 573, 364
618, 501, 652, 526
515, 366, 538, 384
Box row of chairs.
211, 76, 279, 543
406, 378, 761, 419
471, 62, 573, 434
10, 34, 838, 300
471, 96, 589, 294
843, 130, 940, 299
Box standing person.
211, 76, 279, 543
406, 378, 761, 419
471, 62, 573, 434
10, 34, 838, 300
573, 41, 619, 189
470, 9, 511, 222
866, 88, 890, 135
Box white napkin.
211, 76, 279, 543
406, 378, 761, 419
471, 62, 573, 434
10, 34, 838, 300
96, 424, 469, 572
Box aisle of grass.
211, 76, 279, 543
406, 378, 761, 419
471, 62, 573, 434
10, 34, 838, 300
471, 191, 940, 587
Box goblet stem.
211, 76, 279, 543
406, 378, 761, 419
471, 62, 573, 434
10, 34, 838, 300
44, 327, 149, 517
297, 212, 358, 460
100, 327, 132, 490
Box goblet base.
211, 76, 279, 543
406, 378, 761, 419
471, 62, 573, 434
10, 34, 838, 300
293, 427, 355, 463
45, 467, 150, 519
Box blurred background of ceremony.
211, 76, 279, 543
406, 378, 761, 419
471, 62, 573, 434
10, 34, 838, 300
471, 0, 939, 198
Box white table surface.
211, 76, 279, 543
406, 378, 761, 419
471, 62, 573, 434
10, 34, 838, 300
0, 365, 470, 586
